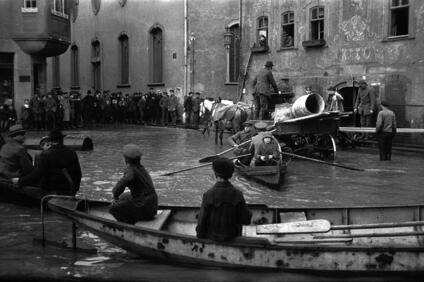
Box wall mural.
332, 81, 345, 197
339, 15, 368, 41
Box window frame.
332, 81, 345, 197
52, 56, 60, 89
91, 40, 101, 91
22, 0, 38, 13
226, 24, 240, 84
281, 11, 295, 48
384, 0, 415, 41
256, 15, 269, 46
70, 45, 79, 88
389, 0, 410, 38
310, 6, 325, 41
148, 26, 164, 86
51, 0, 69, 19
118, 34, 130, 86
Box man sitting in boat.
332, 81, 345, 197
196, 157, 252, 242
109, 144, 158, 225
0, 124, 33, 179
249, 121, 280, 166
253, 133, 280, 166
227, 120, 257, 165
12, 129, 82, 196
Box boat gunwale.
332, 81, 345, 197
47, 199, 424, 252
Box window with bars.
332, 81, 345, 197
119, 34, 130, 85
70, 45, 79, 87
257, 16, 268, 46
228, 25, 240, 83
310, 6, 324, 40
51, 0, 69, 19
390, 0, 409, 37
281, 11, 294, 47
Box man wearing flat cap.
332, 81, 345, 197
14, 128, 82, 196
252, 61, 280, 120
354, 79, 376, 127
227, 120, 257, 165
196, 157, 252, 242
0, 124, 33, 179
109, 144, 158, 224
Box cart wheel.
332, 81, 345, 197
315, 134, 337, 160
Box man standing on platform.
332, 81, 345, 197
354, 80, 375, 127
252, 61, 279, 120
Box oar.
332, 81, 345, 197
280, 152, 365, 171
256, 219, 331, 234
198, 128, 276, 163
162, 153, 251, 176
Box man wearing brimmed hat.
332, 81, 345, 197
196, 157, 251, 242
14, 128, 82, 196
354, 79, 376, 127
376, 100, 397, 161
252, 61, 280, 120
0, 124, 33, 179
227, 120, 257, 165
109, 144, 158, 224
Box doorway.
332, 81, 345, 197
0, 53, 14, 105
337, 86, 359, 126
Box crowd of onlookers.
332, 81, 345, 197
0, 87, 207, 132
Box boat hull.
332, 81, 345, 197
235, 163, 286, 188
48, 199, 424, 272
0, 179, 43, 207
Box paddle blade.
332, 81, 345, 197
256, 219, 331, 234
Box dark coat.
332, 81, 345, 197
196, 181, 252, 242
354, 86, 376, 116
18, 143, 82, 195
252, 68, 279, 97
0, 139, 33, 178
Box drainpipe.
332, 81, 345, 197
184, 0, 188, 96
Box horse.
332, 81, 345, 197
200, 98, 252, 145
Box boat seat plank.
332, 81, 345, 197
273, 237, 353, 244
135, 209, 172, 230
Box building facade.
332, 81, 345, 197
241, 0, 424, 144
0, 0, 70, 111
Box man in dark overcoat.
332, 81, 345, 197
252, 61, 279, 120
14, 128, 82, 196
354, 80, 376, 127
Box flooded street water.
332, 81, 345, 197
1, 124, 424, 281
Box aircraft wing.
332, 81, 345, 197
339, 127, 424, 133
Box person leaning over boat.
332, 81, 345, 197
227, 120, 257, 165
196, 157, 252, 242
0, 124, 33, 179
109, 144, 158, 224
12, 129, 82, 196
33, 136, 51, 167
253, 133, 280, 166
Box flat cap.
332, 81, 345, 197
122, 144, 143, 159
254, 121, 268, 130
212, 157, 234, 179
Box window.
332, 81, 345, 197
91, 40, 101, 91
390, 0, 409, 37
70, 45, 79, 87
310, 6, 324, 40
52, 56, 60, 88
227, 25, 240, 83
257, 16, 268, 46
119, 34, 130, 85
150, 27, 163, 84
281, 11, 294, 47
22, 0, 37, 12
51, 0, 69, 19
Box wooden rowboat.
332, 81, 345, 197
234, 162, 287, 189
0, 178, 43, 207
47, 197, 424, 272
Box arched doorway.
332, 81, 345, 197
337, 86, 359, 127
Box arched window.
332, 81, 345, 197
310, 6, 324, 40
91, 40, 101, 91
119, 34, 129, 85
257, 16, 268, 46
150, 27, 163, 84
226, 24, 240, 83
70, 45, 79, 87
281, 11, 294, 47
